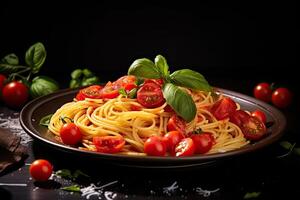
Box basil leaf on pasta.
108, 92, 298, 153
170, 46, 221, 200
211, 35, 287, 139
128, 58, 161, 79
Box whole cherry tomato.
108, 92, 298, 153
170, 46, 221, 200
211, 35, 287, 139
167, 114, 187, 135
190, 133, 215, 154
29, 159, 53, 181
271, 87, 292, 108
253, 82, 272, 102
2, 81, 29, 108
163, 131, 185, 154
144, 136, 166, 156
0, 74, 6, 90
60, 123, 82, 145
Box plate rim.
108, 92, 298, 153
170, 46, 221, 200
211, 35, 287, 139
20, 87, 286, 165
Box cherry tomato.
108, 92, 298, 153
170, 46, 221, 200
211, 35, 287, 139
190, 133, 214, 154
253, 82, 272, 102
144, 79, 164, 87
2, 81, 29, 108
60, 123, 82, 145
29, 159, 53, 181
163, 131, 185, 154
137, 82, 165, 108
116, 75, 137, 91
100, 81, 120, 99
240, 116, 267, 141
130, 104, 143, 111
230, 110, 251, 127
175, 138, 195, 157
251, 110, 267, 124
271, 87, 292, 108
93, 136, 125, 153
167, 114, 187, 135
76, 85, 103, 100
0, 74, 6, 90
211, 97, 237, 120
144, 136, 166, 156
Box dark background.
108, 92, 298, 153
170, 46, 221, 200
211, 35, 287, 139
0, 2, 298, 92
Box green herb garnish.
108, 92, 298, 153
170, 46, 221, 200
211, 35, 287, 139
39, 114, 53, 127
61, 185, 81, 193
69, 68, 100, 88
128, 55, 212, 122
243, 192, 261, 199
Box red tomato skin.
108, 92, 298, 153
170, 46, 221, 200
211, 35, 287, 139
211, 97, 237, 120
60, 123, 82, 145
163, 131, 185, 155
241, 116, 267, 141
29, 159, 53, 181
251, 110, 267, 124
93, 136, 125, 153
190, 133, 214, 154
0, 74, 6, 90
144, 136, 166, 156
2, 81, 29, 108
144, 79, 164, 87
76, 85, 103, 100
167, 114, 187, 135
271, 88, 292, 108
230, 110, 251, 127
137, 82, 165, 108
253, 83, 272, 102
175, 138, 195, 157
116, 75, 137, 91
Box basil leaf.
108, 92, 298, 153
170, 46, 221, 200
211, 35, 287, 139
39, 114, 53, 127
73, 170, 90, 179
118, 88, 127, 97
280, 141, 293, 150
61, 185, 81, 193
0, 63, 26, 74
170, 69, 212, 91
30, 76, 59, 98
128, 58, 161, 79
71, 69, 82, 79
243, 192, 261, 199
81, 76, 100, 86
293, 147, 300, 156
128, 88, 137, 99
70, 79, 81, 88
162, 83, 196, 122
56, 169, 73, 179
1, 53, 19, 65
25, 42, 46, 74
154, 55, 169, 76
82, 68, 94, 77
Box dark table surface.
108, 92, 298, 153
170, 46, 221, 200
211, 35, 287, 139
0, 78, 299, 200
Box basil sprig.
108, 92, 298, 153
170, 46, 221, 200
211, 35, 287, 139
128, 55, 212, 122
25, 42, 46, 74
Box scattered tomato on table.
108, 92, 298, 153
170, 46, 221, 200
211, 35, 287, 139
1, 81, 29, 108
29, 159, 53, 181
253, 82, 272, 103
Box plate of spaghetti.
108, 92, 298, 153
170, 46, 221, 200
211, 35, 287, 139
20, 55, 286, 168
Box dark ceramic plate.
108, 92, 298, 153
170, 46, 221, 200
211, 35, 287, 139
20, 88, 286, 169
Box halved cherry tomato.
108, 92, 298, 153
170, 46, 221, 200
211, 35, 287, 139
116, 75, 137, 91
93, 136, 125, 153
230, 110, 251, 127
29, 159, 53, 181
137, 82, 165, 108
130, 104, 143, 111
175, 138, 195, 157
190, 133, 214, 154
60, 123, 82, 145
251, 110, 267, 124
253, 82, 272, 102
163, 131, 185, 155
164, 105, 174, 113
240, 116, 267, 141
144, 79, 164, 87
76, 85, 103, 100
100, 81, 120, 99
144, 136, 166, 156
271, 87, 292, 108
167, 114, 187, 135
211, 97, 237, 120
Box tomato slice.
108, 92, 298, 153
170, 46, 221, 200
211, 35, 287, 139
167, 114, 187, 135
240, 116, 267, 141
137, 82, 165, 108
100, 81, 120, 99
163, 131, 185, 155
211, 97, 237, 120
93, 136, 125, 153
251, 110, 267, 124
190, 133, 214, 154
175, 138, 195, 157
144, 79, 164, 87
76, 85, 103, 100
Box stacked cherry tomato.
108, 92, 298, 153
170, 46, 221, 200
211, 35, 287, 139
0, 74, 29, 109
254, 82, 292, 108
